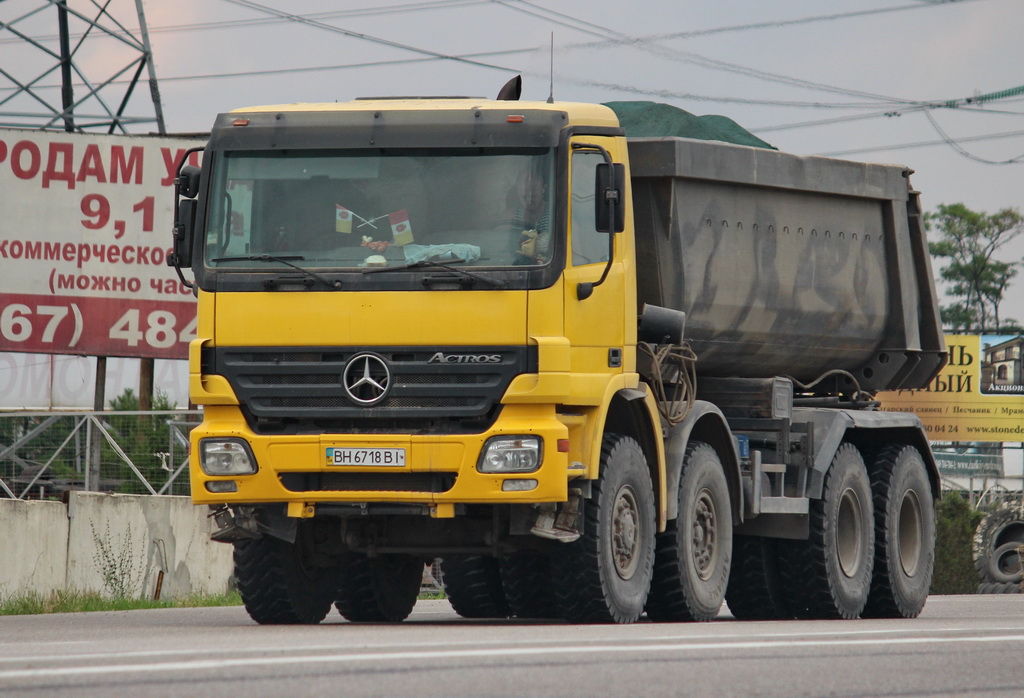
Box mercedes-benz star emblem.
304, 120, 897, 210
342, 353, 391, 406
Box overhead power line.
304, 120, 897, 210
570, 0, 985, 44
6, 0, 983, 112
817, 128, 1024, 158
218, 0, 518, 74
752, 85, 1024, 133
0, 1, 490, 45
922, 110, 1024, 164
499, 0, 912, 105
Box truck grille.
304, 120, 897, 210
210, 345, 535, 434
280, 472, 456, 494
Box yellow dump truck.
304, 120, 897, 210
170, 90, 946, 624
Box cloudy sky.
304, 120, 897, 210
5, 0, 1024, 319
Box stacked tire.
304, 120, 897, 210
972, 506, 1024, 594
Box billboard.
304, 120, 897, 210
877, 334, 1024, 443
0, 129, 204, 359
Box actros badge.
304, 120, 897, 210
342, 353, 391, 406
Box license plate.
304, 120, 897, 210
326, 447, 406, 467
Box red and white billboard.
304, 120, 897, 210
0, 129, 204, 359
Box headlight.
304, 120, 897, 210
478, 436, 542, 473
199, 439, 257, 476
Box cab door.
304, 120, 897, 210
561, 138, 633, 379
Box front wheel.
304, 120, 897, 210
554, 434, 656, 623
647, 442, 732, 622
233, 530, 337, 625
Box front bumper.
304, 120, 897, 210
190, 403, 570, 511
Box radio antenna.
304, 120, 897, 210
546, 33, 555, 103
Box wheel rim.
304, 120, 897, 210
897, 489, 923, 577
692, 488, 718, 581
612, 485, 641, 580
836, 487, 864, 578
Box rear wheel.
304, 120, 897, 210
863, 445, 935, 619
554, 434, 656, 623
725, 534, 793, 620
647, 442, 732, 622
780, 443, 873, 619
233, 530, 337, 625
440, 555, 510, 619
335, 553, 423, 622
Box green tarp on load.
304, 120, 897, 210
604, 101, 774, 150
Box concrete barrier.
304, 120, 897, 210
0, 499, 69, 599
0, 493, 232, 601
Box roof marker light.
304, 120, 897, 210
507, 115, 525, 123
232, 118, 250, 127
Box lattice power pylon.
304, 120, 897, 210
0, 0, 165, 134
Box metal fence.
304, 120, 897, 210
0, 410, 201, 500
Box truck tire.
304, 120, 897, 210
500, 552, 561, 619
233, 534, 337, 625
999, 580, 1022, 594
554, 434, 656, 623
973, 507, 1024, 582
862, 445, 935, 619
978, 580, 1021, 594
725, 534, 793, 620
779, 443, 874, 619
439, 555, 511, 619
987, 542, 1024, 585
334, 553, 422, 622
646, 441, 732, 622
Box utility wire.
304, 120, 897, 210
218, 0, 518, 74
498, 1, 912, 105
754, 85, 1024, 132
4, 0, 981, 110
922, 110, 1024, 164
128, 50, 535, 85
517, 0, 1020, 168
0, 0, 490, 44
571, 0, 986, 45
817, 128, 1024, 158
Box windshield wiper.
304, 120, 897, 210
362, 258, 507, 289
211, 254, 342, 289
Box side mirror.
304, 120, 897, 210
170, 199, 196, 268
595, 162, 626, 233
177, 165, 201, 199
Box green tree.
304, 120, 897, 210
931, 492, 985, 594
926, 203, 1023, 332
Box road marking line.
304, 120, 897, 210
1, 634, 1023, 681
0, 624, 1018, 664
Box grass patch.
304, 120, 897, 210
0, 590, 242, 616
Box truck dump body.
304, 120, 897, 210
628, 137, 945, 392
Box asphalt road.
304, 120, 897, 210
0, 595, 1021, 697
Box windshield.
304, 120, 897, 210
203, 148, 555, 271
